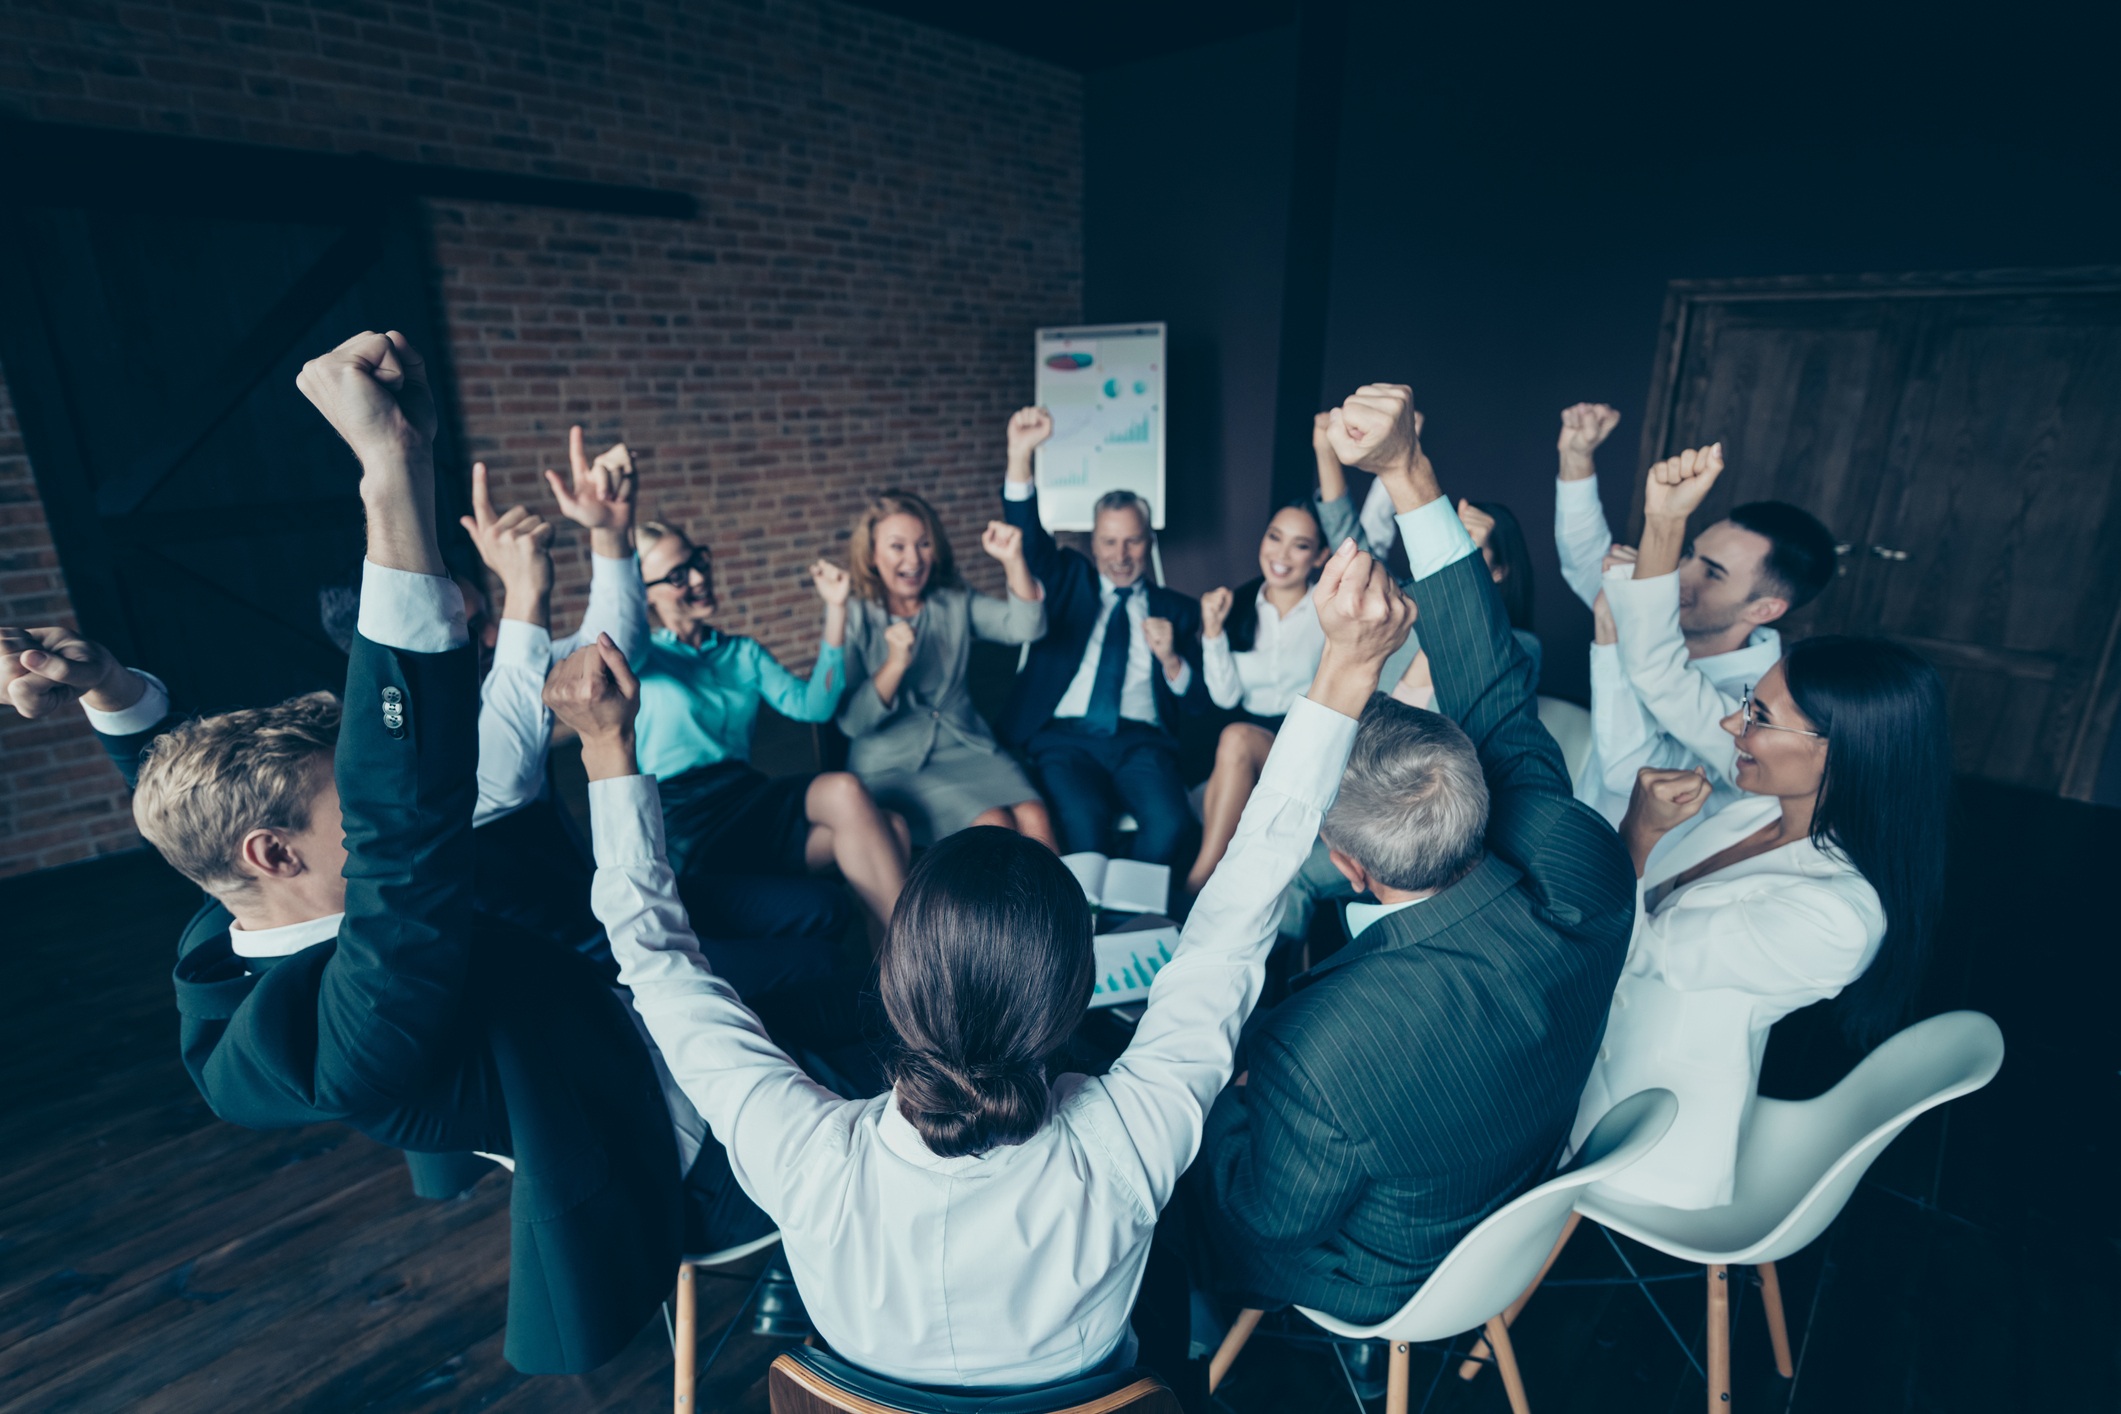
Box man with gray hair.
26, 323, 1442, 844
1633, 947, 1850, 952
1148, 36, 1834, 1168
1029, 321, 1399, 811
1186, 384, 1635, 1335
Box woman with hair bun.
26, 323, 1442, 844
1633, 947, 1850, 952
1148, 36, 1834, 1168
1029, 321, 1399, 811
571, 539, 1412, 1391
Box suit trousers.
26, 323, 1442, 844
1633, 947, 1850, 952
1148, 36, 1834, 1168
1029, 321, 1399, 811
1025, 719, 1195, 864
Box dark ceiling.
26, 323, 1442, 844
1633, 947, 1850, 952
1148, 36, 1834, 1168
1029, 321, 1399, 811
842, 0, 1299, 71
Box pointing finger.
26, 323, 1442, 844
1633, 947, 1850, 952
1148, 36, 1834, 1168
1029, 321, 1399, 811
470, 462, 496, 526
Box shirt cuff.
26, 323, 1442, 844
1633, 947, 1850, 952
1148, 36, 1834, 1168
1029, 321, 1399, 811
1258, 696, 1361, 815
1164, 660, 1193, 697
83, 669, 170, 736
491, 618, 552, 671
357, 560, 470, 654
1394, 496, 1478, 580
590, 549, 640, 579
1555, 476, 1603, 516
589, 772, 667, 868
1002, 480, 1035, 502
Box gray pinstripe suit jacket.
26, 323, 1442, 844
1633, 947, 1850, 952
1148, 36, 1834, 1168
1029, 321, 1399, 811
1192, 547, 1635, 1322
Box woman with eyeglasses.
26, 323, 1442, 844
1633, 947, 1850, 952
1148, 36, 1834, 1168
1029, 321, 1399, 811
1566, 447, 1952, 1209
633, 520, 909, 929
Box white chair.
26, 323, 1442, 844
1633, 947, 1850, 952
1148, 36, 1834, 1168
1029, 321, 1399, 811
1574, 1010, 2004, 1413
1209, 1088, 1677, 1414
670, 1230, 784, 1411
1534, 696, 1593, 790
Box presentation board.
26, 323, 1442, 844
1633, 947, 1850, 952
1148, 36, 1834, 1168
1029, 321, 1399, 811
1032, 322, 1166, 531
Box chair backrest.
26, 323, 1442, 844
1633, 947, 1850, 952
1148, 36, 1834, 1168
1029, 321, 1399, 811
1735, 1009, 2004, 1264
768, 1347, 1180, 1414
1305, 1089, 1677, 1344
1535, 695, 1594, 789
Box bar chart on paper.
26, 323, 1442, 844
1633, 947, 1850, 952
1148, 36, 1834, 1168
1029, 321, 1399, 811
1033, 322, 1166, 530
1088, 926, 1180, 1008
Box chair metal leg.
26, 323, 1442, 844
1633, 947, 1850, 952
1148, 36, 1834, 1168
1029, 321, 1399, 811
1385, 1340, 1411, 1414
673, 1265, 697, 1413
1705, 1264, 1731, 1413
1208, 1307, 1263, 1393
1483, 1317, 1532, 1414
1460, 1210, 1581, 1379
1756, 1261, 1795, 1378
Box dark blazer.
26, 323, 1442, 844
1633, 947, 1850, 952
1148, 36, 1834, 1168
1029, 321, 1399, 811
98, 637, 683, 1375
1192, 542, 1635, 1323
995, 485, 1209, 748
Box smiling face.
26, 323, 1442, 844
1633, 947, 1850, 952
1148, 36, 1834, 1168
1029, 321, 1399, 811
1258, 506, 1326, 593
871, 511, 936, 604
1721, 660, 1827, 800
1679, 520, 1784, 638
1092, 502, 1151, 588
641, 530, 717, 635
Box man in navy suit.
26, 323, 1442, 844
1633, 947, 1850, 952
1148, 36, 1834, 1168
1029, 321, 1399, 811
995, 406, 1209, 864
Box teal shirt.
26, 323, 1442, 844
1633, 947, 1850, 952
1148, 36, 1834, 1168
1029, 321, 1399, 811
636, 628, 847, 781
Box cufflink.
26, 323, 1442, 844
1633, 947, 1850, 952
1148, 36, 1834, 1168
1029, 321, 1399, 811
382, 685, 407, 740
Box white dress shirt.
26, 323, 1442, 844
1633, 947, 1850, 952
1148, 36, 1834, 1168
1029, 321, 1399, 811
1050, 574, 1193, 724
475, 551, 649, 827
1203, 588, 1324, 717
594, 695, 1359, 1388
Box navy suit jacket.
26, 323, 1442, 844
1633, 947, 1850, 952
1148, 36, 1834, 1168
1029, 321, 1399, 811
995, 485, 1209, 748
1192, 541, 1636, 1322
96, 637, 683, 1376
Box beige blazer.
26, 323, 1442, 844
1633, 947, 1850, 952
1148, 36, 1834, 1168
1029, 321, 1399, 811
1570, 793, 1886, 1209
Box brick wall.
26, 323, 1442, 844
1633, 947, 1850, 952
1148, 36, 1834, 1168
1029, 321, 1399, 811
0, 0, 1083, 876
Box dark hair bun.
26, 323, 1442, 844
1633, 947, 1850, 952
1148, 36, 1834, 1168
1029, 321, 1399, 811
894, 1050, 1050, 1158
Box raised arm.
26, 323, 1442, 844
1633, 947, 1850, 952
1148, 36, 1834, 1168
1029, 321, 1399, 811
458, 461, 559, 825
968, 519, 1045, 642
1198, 587, 1242, 709
1554, 402, 1622, 608
1001, 406, 1065, 580
547, 429, 648, 665
545, 635, 843, 1219
747, 634, 846, 725
1095, 542, 1409, 1211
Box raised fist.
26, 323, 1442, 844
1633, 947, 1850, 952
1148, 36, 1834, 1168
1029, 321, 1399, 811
1142, 616, 1180, 668
1557, 403, 1622, 462
1325, 385, 1423, 478
459, 463, 555, 600
1642, 443, 1726, 521
546, 425, 637, 534
1199, 586, 1233, 640
1006, 406, 1055, 461
810, 558, 852, 608
883, 620, 917, 664
1457, 499, 1495, 550
1627, 765, 1711, 834
980, 521, 1025, 564
0, 625, 124, 719
295, 329, 436, 466
1312, 539, 1414, 668
542, 634, 639, 744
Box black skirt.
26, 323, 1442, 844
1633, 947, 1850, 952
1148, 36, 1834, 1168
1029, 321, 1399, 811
659, 760, 815, 878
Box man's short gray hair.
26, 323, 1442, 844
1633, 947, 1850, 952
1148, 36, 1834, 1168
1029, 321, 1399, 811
1092, 490, 1153, 534
1321, 696, 1489, 893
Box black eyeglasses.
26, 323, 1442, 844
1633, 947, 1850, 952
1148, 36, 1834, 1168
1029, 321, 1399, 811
1739, 683, 1824, 739
654, 547, 715, 593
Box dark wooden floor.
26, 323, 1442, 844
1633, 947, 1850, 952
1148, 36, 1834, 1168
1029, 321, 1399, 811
1, 777, 2113, 1412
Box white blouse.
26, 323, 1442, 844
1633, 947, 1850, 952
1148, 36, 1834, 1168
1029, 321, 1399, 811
1202, 588, 1325, 718
591, 697, 1358, 1387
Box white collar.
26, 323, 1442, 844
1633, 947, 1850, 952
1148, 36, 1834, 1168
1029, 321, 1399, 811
1695, 626, 1783, 685
1098, 574, 1147, 601
228, 911, 344, 959
1347, 895, 1427, 939
1255, 585, 1318, 623
874, 1086, 1014, 1174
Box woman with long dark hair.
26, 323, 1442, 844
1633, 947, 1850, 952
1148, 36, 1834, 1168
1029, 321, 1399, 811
1569, 634, 1951, 1208
572, 541, 1410, 1389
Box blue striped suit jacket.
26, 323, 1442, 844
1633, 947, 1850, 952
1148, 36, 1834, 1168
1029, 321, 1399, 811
1193, 547, 1635, 1322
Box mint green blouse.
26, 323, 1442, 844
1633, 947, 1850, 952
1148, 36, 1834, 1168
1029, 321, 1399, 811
635, 628, 846, 782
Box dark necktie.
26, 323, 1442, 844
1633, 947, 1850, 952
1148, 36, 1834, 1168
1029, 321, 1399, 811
1082, 585, 1135, 735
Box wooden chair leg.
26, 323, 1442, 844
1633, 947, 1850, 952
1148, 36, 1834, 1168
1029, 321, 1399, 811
1483, 1317, 1532, 1414
1385, 1340, 1412, 1414
673, 1263, 697, 1413
1207, 1307, 1263, 1393
1757, 1260, 1795, 1378
1459, 1209, 1581, 1380
1705, 1264, 1730, 1414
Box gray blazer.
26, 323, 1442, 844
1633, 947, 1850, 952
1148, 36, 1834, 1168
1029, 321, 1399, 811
838, 584, 1046, 777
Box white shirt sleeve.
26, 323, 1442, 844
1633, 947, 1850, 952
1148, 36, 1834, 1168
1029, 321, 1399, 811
1605, 565, 1744, 784
1635, 874, 1878, 998
1358, 477, 1399, 558
81, 669, 171, 736
1393, 495, 1479, 579
553, 552, 649, 666
1587, 640, 1666, 796
589, 772, 846, 1220
1095, 695, 1359, 1212
1554, 476, 1615, 610
1201, 633, 1243, 710
1162, 657, 1193, 700
474, 620, 553, 828
356, 559, 470, 653
1003, 480, 1035, 502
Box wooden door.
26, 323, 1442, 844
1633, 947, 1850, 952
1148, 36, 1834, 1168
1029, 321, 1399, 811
1636, 271, 2121, 799
0, 198, 467, 715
